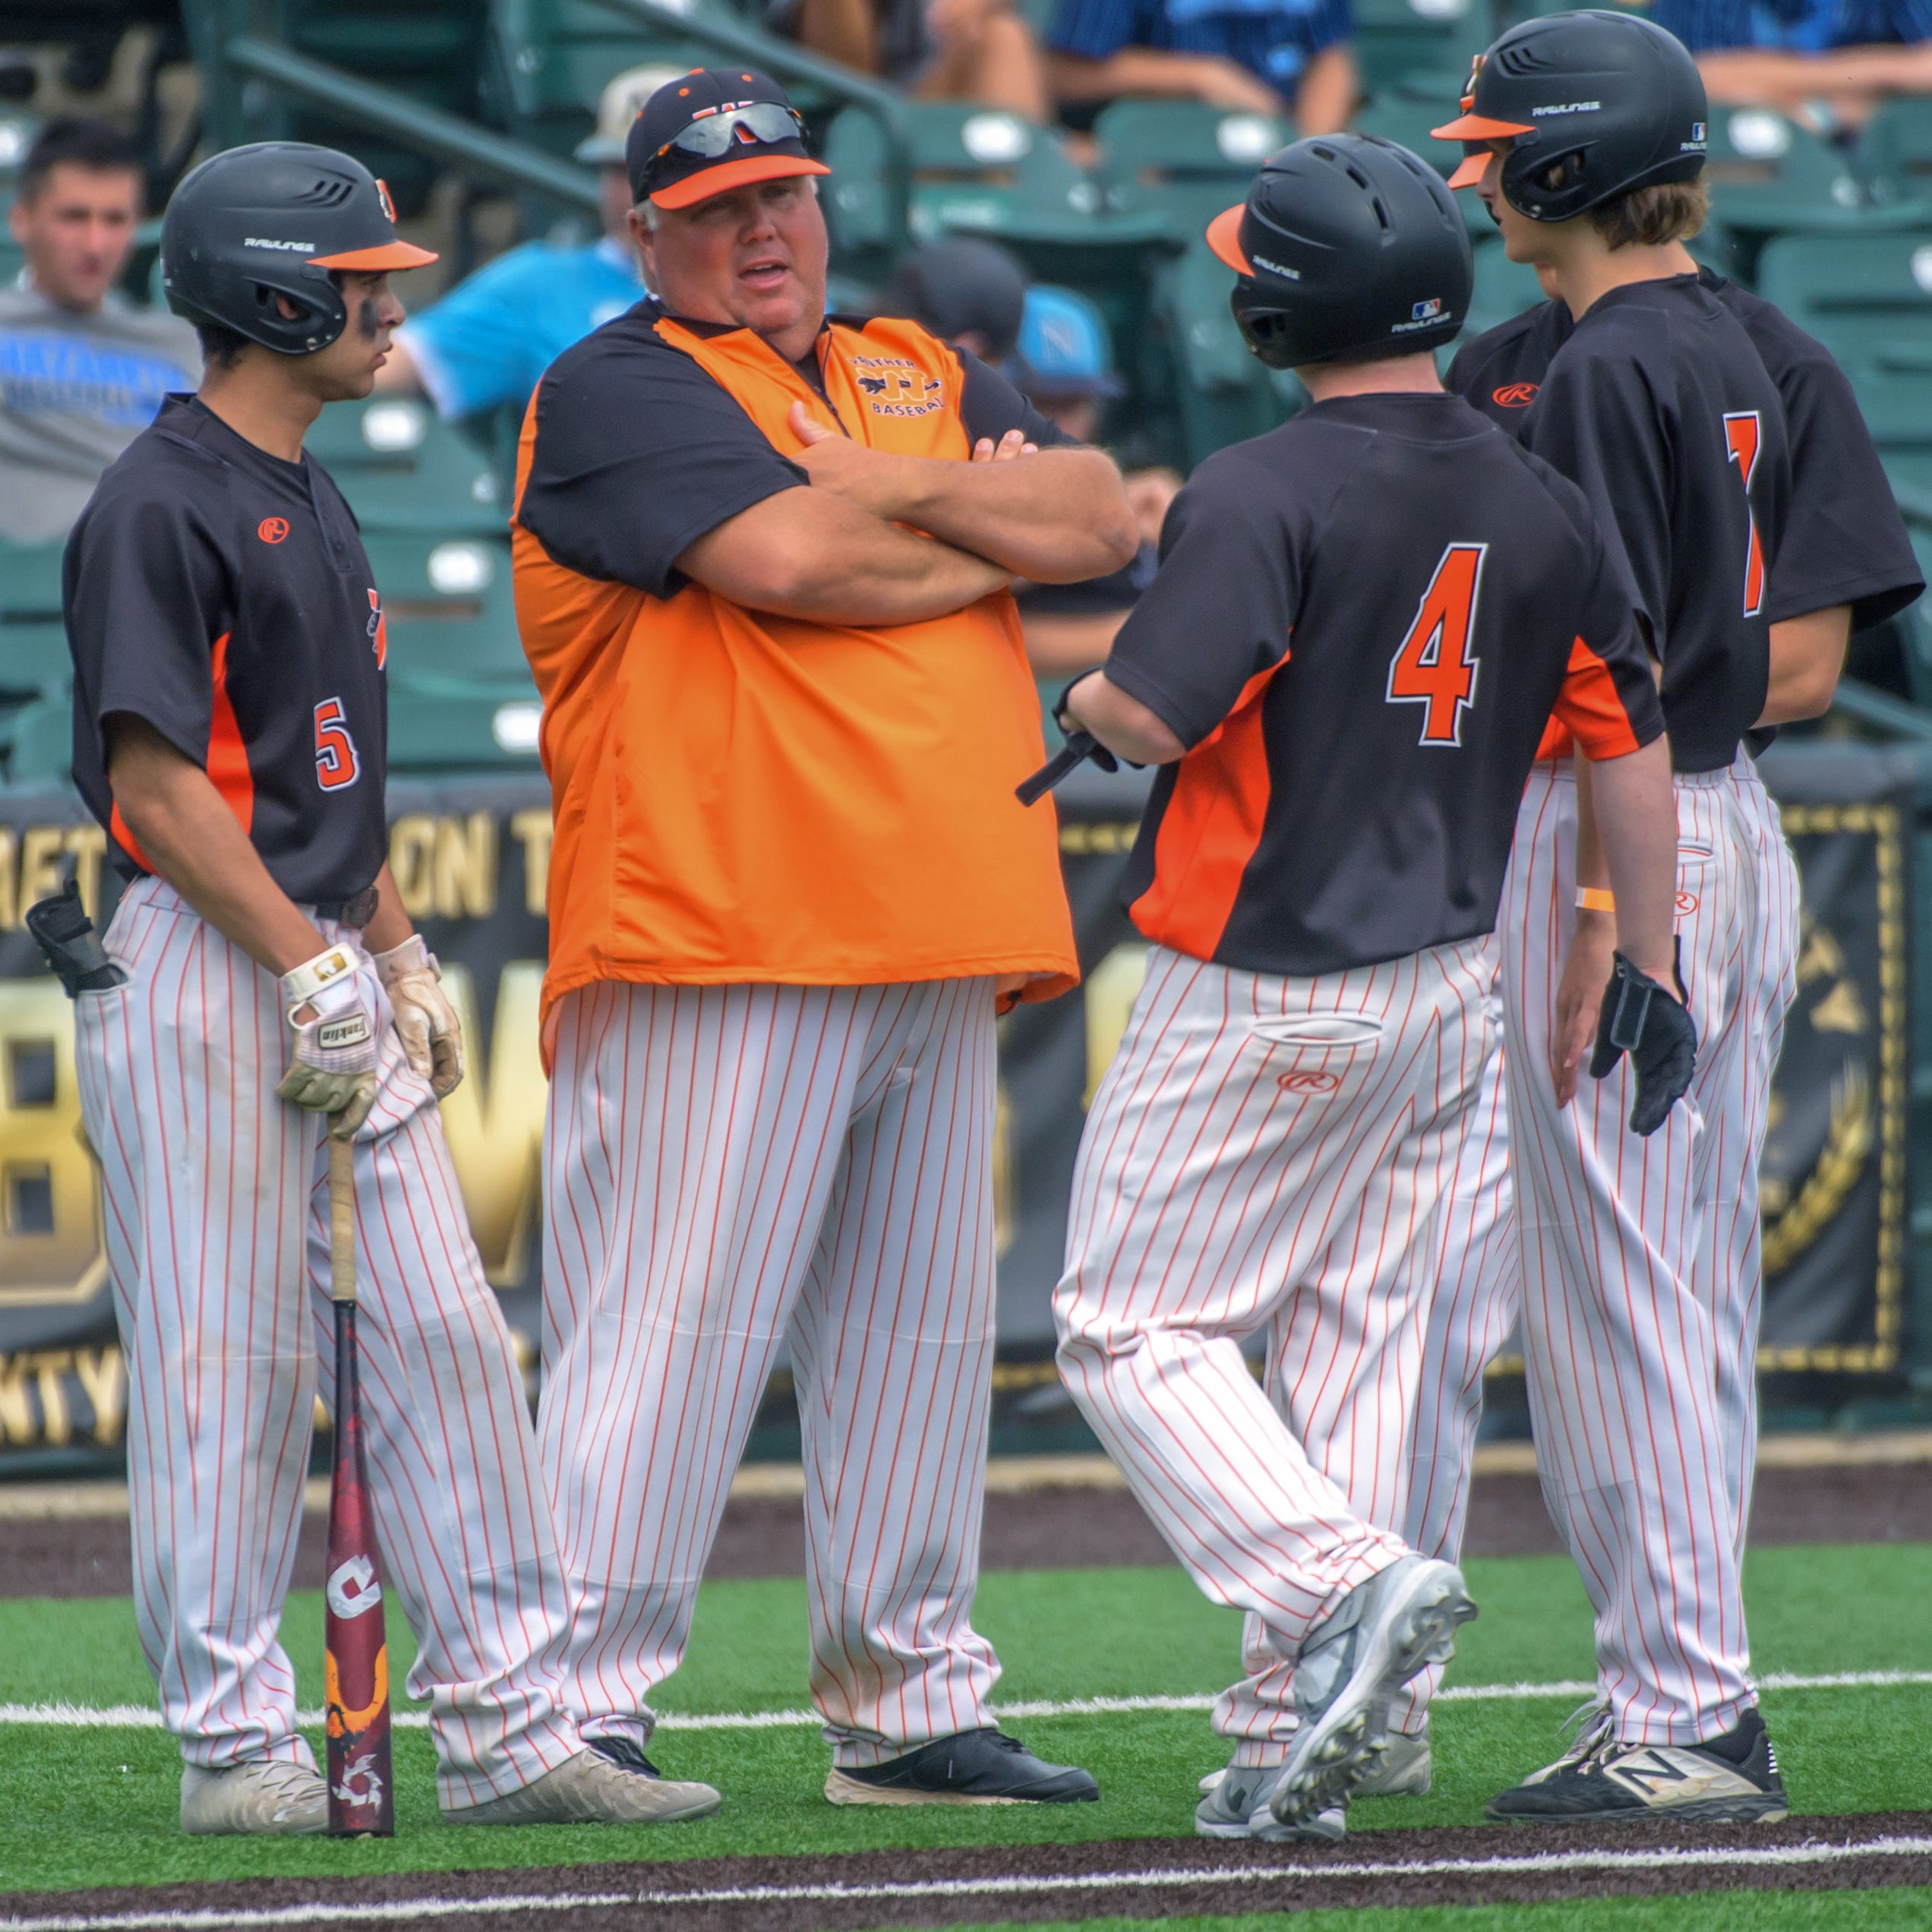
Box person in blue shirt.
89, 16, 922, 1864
1651, 0, 1932, 128
372, 65, 665, 417
1045, 0, 1356, 130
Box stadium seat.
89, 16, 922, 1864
1351, 0, 1492, 102
1, 690, 73, 788
362, 532, 530, 683
1148, 240, 1294, 468
1841, 371, 1932, 498
1757, 233, 1932, 376
0, 541, 72, 705
305, 396, 509, 538
1349, 97, 1495, 237
1855, 96, 1932, 211
1091, 100, 1287, 235
386, 680, 546, 769
1460, 237, 1543, 346
1700, 106, 1918, 277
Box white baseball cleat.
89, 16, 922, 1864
1354, 1722, 1432, 1798
444, 1745, 721, 1826
180, 1757, 328, 1836
1268, 1556, 1477, 1829
1194, 1757, 1344, 1842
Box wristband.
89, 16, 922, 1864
1575, 888, 1616, 914
281, 942, 360, 1019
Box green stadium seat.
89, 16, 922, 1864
1351, 0, 1491, 102
1757, 233, 1932, 376
305, 397, 508, 538
1091, 100, 1287, 235
1460, 236, 1542, 344
1841, 372, 1932, 498
362, 532, 530, 682
0, 541, 71, 704
1, 690, 73, 787
1350, 96, 1495, 237
1148, 239, 1294, 468
386, 680, 546, 768
1855, 96, 1932, 211
1700, 107, 1918, 277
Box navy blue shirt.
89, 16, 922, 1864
1651, 0, 1932, 52
1046, 0, 1351, 94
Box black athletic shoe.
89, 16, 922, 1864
824, 1728, 1100, 1805
590, 1735, 666, 1778
1486, 1707, 1788, 1825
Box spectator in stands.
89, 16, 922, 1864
1651, 0, 1932, 129
372, 65, 670, 417
1044, 0, 1356, 131
0, 116, 197, 544
768, 0, 1052, 122
876, 235, 1030, 361
1009, 285, 1176, 675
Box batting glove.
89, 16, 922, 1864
371, 935, 464, 1097
276, 943, 379, 1138
1589, 945, 1697, 1137
1015, 673, 1125, 807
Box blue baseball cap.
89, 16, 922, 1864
1013, 286, 1123, 399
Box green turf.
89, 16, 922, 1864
1, 1545, 1929, 1897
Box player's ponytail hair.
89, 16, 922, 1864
1586, 179, 1709, 250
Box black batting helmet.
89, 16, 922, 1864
161, 143, 437, 355
1432, 11, 1706, 223
1205, 134, 1473, 369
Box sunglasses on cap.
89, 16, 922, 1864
656, 101, 807, 162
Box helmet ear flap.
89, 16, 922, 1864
1230, 292, 1297, 369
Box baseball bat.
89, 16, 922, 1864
324, 1127, 395, 1838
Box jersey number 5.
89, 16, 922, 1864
1723, 411, 1766, 618
314, 698, 361, 791
1387, 542, 1486, 747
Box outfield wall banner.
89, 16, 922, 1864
0, 750, 1913, 1466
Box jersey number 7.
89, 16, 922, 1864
1724, 411, 1766, 618
314, 698, 361, 791
1387, 542, 1486, 747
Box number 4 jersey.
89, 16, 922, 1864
1108, 390, 1665, 977
64, 394, 389, 904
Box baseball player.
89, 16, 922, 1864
1377, 17, 1924, 1807
1410, 11, 1805, 1823
1048, 132, 1685, 1843
61, 143, 719, 1833
513, 70, 1138, 1804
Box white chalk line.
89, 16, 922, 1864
2, 1668, 1927, 1737
6, 1833, 1932, 1930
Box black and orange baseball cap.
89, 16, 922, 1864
627, 68, 832, 211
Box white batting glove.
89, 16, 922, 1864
276, 943, 379, 1138
371, 934, 464, 1098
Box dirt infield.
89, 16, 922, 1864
8, 1462, 1932, 1598
3, 1813, 1929, 1928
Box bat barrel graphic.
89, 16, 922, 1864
325, 1129, 394, 1838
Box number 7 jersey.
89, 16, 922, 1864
63, 394, 389, 904
1106, 390, 1665, 977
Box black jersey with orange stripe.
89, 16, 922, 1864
1450, 269, 1921, 638
1447, 274, 1792, 773
1106, 390, 1663, 978
64, 394, 389, 903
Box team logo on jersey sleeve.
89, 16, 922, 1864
257, 516, 290, 544
1492, 383, 1539, 408
366, 588, 387, 669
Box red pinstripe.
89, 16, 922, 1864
1054, 941, 1488, 1766
538, 977, 1005, 1768
74, 879, 581, 1807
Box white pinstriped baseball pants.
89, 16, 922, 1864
538, 976, 1004, 1767
1054, 941, 1492, 1766
74, 877, 582, 1807
1398, 756, 1800, 1746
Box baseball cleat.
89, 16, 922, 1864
1195, 1757, 1345, 1841
1486, 1706, 1787, 1825
824, 1728, 1099, 1804
444, 1745, 721, 1825
1353, 1722, 1432, 1798
1268, 1556, 1477, 1829
180, 1757, 327, 1836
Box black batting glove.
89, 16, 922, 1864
1015, 672, 1121, 807
1589, 942, 1697, 1136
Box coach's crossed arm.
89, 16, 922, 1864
786, 402, 1139, 585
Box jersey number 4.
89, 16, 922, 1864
1724, 411, 1766, 618
1387, 542, 1486, 747
314, 697, 361, 791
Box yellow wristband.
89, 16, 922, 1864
1575, 887, 1617, 914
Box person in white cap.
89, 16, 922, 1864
372, 65, 673, 418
